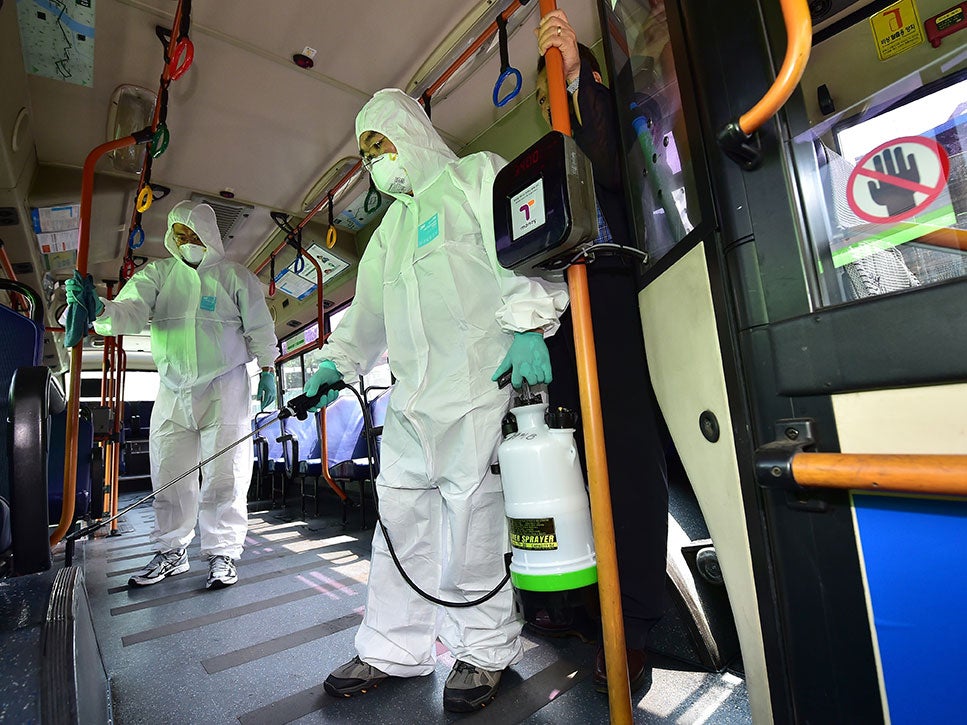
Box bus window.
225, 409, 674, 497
797, 63, 967, 306
602, 0, 699, 262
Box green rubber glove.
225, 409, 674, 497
257, 371, 277, 410
492, 331, 552, 389
304, 360, 342, 412
63, 270, 103, 348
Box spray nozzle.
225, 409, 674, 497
281, 381, 347, 420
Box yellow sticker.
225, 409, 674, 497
870, 0, 925, 61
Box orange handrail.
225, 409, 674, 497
111, 343, 127, 532
424, 1, 524, 99
792, 453, 967, 496
539, 1, 631, 723
738, 0, 812, 135
0, 241, 28, 313
52, 134, 145, 547
718, 0, 811, 168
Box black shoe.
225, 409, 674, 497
443, 660, 503, 712
323, 656, 389, 698
593, 647, 652, 695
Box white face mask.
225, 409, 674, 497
368, 152, 412, 195
179, 243, 206, 265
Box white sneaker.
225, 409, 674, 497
128, 549, 189, 587
206, 554, 238, 589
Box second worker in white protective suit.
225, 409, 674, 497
307, 89, 568, 713
85, 202, 278, 590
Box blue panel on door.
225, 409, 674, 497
853, 493, 967, 725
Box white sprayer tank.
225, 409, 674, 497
498, 402, 597, 592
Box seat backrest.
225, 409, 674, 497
0, 302, 43, 503
47, 409, 94, 523
280, 415, 321, 474
254, 415, 284, 464
324, 395, 365, 467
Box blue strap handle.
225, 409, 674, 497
293, 252, 306, 274
493, 67, 522, 107
128, 225, 145, 250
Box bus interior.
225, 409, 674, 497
1, 0, 965, 723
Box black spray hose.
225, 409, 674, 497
335, 383, 511, 609
65, 389, 333, 543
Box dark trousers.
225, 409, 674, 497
545, 258, 669, 650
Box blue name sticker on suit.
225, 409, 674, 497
200, 295, 217, 311
418, 214, 440, 247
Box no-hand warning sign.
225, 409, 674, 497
846, 136, 950, 224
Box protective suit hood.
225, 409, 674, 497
355, 89, 458, 198
164, 201, 225, 268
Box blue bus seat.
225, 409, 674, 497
295, 396, 364, 516
0, 283, 44, 559
331, 388, 392, 527
47, 409, 95, 523
253, 414, 286, 507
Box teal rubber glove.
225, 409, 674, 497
304, 360, 342, 412
257, 371, 277, 410
492, 331, 552, 389
63, 270, 103, 348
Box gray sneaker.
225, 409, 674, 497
443, 660, 503, 712
206, 554, 238, 589
128, 549, 189, 587
323, 656, 389, 698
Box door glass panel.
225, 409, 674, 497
797, 55, 967, 306
601, 0, 700, 262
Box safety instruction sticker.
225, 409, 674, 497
847, 136, 950, 224
510, 178, 547, 240
870, 0, 924, 61
509, 517, 558, 551
31, 204, 81, 254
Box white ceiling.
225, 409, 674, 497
25, 0, 602, 263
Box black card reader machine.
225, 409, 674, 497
493, 131, 598, 273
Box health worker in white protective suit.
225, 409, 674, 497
306, 89, 568, 713
71, 202, 278, 590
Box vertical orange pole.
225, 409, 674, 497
51, 135, 139, 547
539, 2, 632, 722
110, 343, 126, 533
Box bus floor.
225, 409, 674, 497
80, 490, 752, 724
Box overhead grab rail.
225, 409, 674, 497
121, 0, 193, 282
717, 0, 812, 169
756, 419, 967, 497
280, 0, 530, 255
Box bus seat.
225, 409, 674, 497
331, 388, 392, 528
253, 414, 285, 507
298, 396, 364, 516
47, 409, 95, 524
0, 281, 45, 564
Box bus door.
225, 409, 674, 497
605, 0, 967, 723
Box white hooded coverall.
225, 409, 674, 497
323, 89, 568, 674
94, 202, 277, 558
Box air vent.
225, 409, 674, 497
13, 262, 33, 275
189, 193, 254, 242
286, 319, 302, 328
0, 207, 19, 226
323, 299, 334, 309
